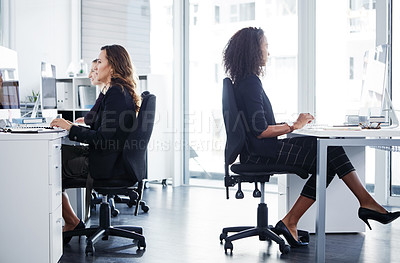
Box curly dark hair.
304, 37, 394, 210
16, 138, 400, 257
101, 45, 140, 112
223, 27, 265, 83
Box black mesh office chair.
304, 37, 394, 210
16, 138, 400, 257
63, 91, 156, 255
219, 78, 309, 254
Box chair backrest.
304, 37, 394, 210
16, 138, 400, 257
222, 78, 246, 165
123, 91, 156, 182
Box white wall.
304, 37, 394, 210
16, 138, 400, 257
12, 0, 72, 100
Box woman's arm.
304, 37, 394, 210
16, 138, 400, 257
257, 113, 314, 138
257, 123, 292, 138
67, 86, 133, 146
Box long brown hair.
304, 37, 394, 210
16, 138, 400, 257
101, 45, 140, 112
223, 27, 265, 83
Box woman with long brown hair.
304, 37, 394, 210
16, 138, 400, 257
51, 44, 140, 244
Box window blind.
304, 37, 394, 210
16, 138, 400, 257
81, 0, 150, 75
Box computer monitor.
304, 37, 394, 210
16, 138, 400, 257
0, 46, 21, 120
359, 44, 387, 115
40, 62, 58, 118
359, 44, 398, 127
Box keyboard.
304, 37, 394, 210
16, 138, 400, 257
4, 126, 65, 133
303, 124, 362, 131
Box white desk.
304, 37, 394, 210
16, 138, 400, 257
0, 131, 68, 263
294, 127, 400, 262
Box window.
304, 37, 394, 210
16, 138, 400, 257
0, 0, 4, 46
193, 3, 199, 25
315, 0, 389, 194
391, 1, 400, 197
215, 6, 220, 24
187, 0, 298, 187
350, 57, 354, 79
239, 3, 255, 21
316, 1, 376, 127
230, 5, 238, 22
0, 2, 2, 46
81, 0, 151, 75
277, 0, 296, 16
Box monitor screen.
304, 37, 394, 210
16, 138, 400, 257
0, 80, 20, 109
359, 44, 388, 116
40, 62, 57, 110
39, 62, 59, 119
0, 47, 21, 120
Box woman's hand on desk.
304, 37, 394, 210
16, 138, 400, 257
292, 113, 314, 130
50, 118, 74, 131
75, 117, 85, 124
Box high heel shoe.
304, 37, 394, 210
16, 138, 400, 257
272, 220, 309, 248
358, 207, 400, 230
63, 220, 85, 245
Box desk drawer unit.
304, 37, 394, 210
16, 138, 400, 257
0, 133, 66, 263
50, 204, 63, 263
48, 140, 63, 262
49, 142, 62, 211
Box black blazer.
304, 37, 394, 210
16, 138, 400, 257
234, 74, 278, 158
69, 85, 137, 180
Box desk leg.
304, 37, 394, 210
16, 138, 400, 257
316, 139, 328, 262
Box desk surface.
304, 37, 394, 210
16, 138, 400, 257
295, 126, 400, 138
0, 130, 68, 140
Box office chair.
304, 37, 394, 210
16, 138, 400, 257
63, 91, 156, 255
219, 78, 309, 254
91, 178, 149, 217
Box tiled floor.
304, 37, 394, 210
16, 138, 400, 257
60, 184, 400, 263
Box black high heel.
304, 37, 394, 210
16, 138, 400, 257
63, 220, 86, 245
272, 220, 309, 248
358, 207, 400, 230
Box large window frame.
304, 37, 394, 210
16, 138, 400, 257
181, 0, 399, 207
298, 0, 396, 206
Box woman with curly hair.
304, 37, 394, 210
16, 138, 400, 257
223, 27, 400, 247
51, 44, 141, 244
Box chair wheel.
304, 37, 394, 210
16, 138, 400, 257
85, 243, 95, 256
162, 179, 167, 187
279, 244, 290, 254
111, 209, 119, 217
138, 239, 146, 249
224, 240, 233, 253
219, 233, 227, 243
141, 204, 150, 213
235, 189, 244, 199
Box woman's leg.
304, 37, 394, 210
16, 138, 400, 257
62, 192, 81, 232
273, 137, 348, 240
61, 145, 89, 231
281, 195, 315, 240
342, 171, 387, 213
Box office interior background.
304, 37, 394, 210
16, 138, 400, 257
1, 0, 400, 205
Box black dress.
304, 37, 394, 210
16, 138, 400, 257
234, 74, 355, 200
